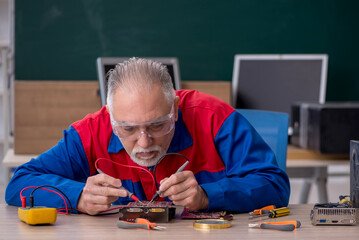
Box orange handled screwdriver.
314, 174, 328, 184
249, 220, 301, 231
262, 220, 301, 228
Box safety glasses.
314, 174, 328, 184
111, 105, 175, 141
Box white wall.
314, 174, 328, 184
0, 0, 10, 185
0, 0, 9, 42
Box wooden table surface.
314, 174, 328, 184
1, 204, 358, 240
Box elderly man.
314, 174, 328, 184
6, 58, 290, 215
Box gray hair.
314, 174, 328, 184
106, 57, 175, 112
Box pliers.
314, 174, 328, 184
249, 205, 276, 216
117, 218, 166, 230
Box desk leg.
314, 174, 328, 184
298, 180, 311, 204
287, 166, 328, 204
316, 167, 328, 203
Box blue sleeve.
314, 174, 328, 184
201, 111, 290, 212
5, 126, 90, 209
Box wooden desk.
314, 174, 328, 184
0, 204, 358, 240
287, 145, 349, 161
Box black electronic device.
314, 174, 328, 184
118, 201, 176, 223
291, 102, 359, 154
350, 140, 359, 208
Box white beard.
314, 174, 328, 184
129, 145, 166, 167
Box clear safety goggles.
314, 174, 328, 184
111, 105, 175, 141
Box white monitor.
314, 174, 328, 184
232, 54, 328, 117
97, 57, 181, 106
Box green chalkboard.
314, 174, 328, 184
15, 0, 359, 101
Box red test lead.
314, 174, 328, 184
97, 169, 143, 204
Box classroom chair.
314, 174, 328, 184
237, 109, 289, 172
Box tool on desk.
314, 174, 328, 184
250, 207, 290, 219
97, 169, 143, 204
18, 185, 72, 225
249, 205, 276, 216
148, 160, 189, 205
248, 220, 301, 231
193, 219, 232, 229
18, 206, 57, 225
310, 201, 357, 226
117, 218, 166, 230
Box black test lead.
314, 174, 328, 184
148, 160, 189, 205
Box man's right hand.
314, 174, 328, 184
77, 173, 127, 215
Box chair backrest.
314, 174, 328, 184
237, 109, 289, 172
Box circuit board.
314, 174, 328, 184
181, 209, 233, 220
126, 201, 173, 207
119, 201, 175, 223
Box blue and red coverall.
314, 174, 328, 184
5, 90, 290, 212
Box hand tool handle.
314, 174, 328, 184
260, 223, 295, 231
117, 220, 150, 230
263, 220, 301, 228
251, 205, 276, 215
268, 207, 290, 218
136, 218, 156, 227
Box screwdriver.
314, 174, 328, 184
248, 220, 301, 231
266, 207, 290, 218
250, 207, 290, 219
148, 160, 189, 205
97, 169, 143, 204
117, 218, 166, 230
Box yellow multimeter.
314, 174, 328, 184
18, 206, 57, 225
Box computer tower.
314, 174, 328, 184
291, 102, 359, 154
351, 140, 359, 208
290, 102, 312, 148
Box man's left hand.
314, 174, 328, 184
158, 170, 209, 211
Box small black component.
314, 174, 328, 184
118, 201, 175, 223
